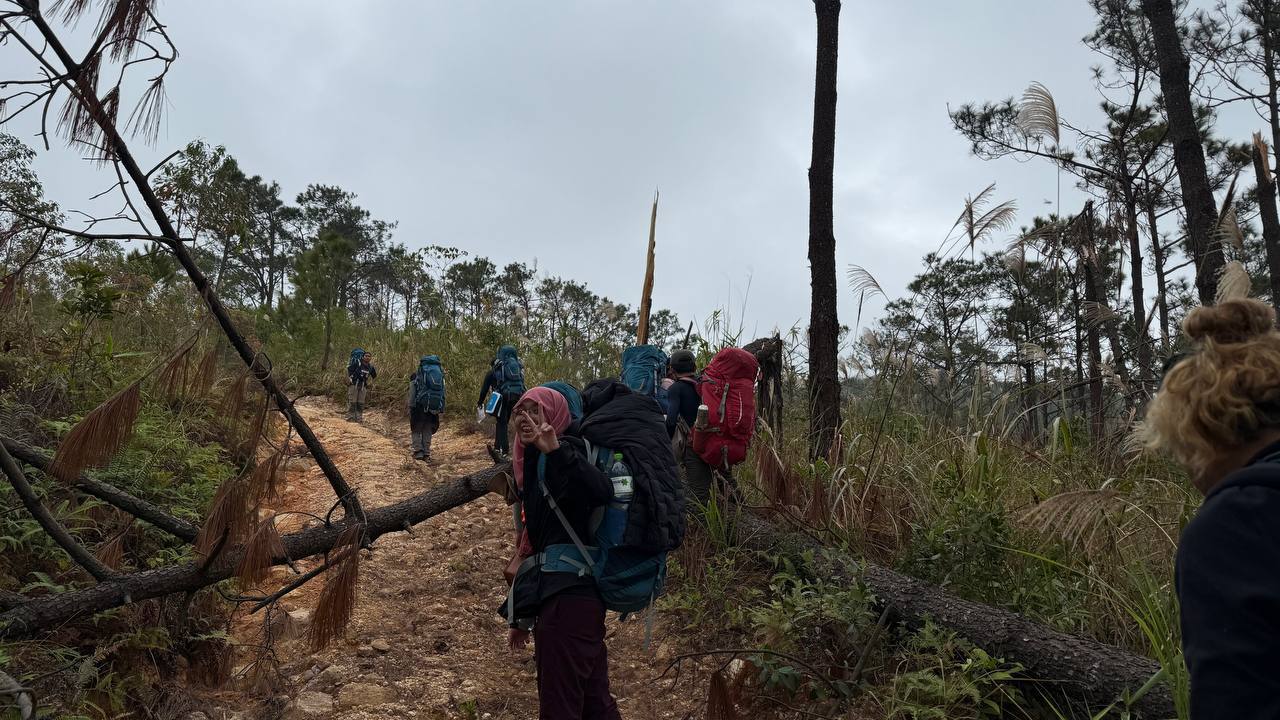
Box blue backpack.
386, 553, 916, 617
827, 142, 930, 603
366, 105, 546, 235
495, 345, 526, 397
536, 443, 667, 616
621, 345, 669, 414
347, 348, 365, 378
413, 355, 446, 413
541, 381, 583, 422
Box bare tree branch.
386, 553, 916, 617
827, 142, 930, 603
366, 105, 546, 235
0, 437, 114, 581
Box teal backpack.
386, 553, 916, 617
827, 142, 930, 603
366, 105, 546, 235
535, 443, 666, 617
413, 355, 445, 413
347, 348, 365, 378
495, 345, 526, 397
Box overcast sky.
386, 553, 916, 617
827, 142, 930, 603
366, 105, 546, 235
16, 1, 1251, 342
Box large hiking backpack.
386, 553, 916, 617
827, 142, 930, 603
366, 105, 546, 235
541, 381, 584, 422
413, 355, 446, 413
621, 345, 669, 414
347, 348, 365, 379
692, 347, 758, 471
495, 345, 526, 398
537, 442, 668, 615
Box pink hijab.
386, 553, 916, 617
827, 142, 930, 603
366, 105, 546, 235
510, 386, 573, 558
511, 386, 573, 491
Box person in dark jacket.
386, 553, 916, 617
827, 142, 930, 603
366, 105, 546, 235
664, 349, 700, 437
346, 352, 377, 422
662, 350, 732, 508
477, 346, 525, 457
1144, 298, 1280, 718
582, 379, 686, 552
501, 386, 620, 720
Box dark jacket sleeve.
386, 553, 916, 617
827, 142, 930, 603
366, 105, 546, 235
368, 365, 377, 381
542, 442, 611, 505
477, 369, 496, 407
1176, 484, 1280, 719
665, 381, 697, 437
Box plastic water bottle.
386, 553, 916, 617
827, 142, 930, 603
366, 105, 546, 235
608, 453, 634, 503
599, 453, 632, 548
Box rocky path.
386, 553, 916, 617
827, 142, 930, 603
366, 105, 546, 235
228, 399, 706, 720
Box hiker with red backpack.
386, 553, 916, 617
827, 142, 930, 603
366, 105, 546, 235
684, 347, 759, 508
500, 386, 623, 720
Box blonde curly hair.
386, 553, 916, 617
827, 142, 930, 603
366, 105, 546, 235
1144, 299, 1280, 480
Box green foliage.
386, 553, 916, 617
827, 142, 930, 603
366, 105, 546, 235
884, 622, 1027, 720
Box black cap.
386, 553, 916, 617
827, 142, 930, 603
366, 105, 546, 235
670, 349, 696, 374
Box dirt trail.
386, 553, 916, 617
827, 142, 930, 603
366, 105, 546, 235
230, 399, 705, 720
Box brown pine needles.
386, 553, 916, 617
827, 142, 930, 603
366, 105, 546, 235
191, 347, 219, 397
706, 669, 739, 720
94, 531, 127, 571
48, 381, 142, 482
155, 343, 193, 401
245, 450, 284, 507
236, 518, 286, 587
194, 475, 252, 559
308, 523, 364, 651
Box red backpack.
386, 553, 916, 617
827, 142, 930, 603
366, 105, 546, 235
692, 347, 759, 470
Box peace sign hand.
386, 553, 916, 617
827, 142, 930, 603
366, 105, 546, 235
518, 408, 559, 454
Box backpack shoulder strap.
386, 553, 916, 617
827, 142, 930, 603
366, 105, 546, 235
536, 455, 596, 570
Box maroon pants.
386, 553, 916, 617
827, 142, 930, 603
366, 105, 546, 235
534, 593, 621, 720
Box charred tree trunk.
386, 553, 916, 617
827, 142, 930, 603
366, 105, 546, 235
807, 0, 842, 461
2, 436, 199, 543
321, 306, 334, 372
1145, 201, 1171, 349
1142, 0, 1223, 303
1122, 185, 1152, 384
746, 335, 785, 442
0, 463, 506, 639
727, 510, 1174, 717
1252, 139, 1280, 318
19, 8, 362, 520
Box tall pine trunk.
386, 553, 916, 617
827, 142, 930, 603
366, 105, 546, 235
1121, 183, 1152, 383
807, 0, 842, 461
1144, 200, 1171, 349
1253, 139, 1280, 317
1142, 0, 1222, 303
321, 306, 334, 372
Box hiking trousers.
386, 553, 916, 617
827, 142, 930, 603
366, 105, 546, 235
494, 413, 511, 455
534, 593, 620, 720
347, 383, 368, 421
682, 444, 735, 509
410, 409, 439, 459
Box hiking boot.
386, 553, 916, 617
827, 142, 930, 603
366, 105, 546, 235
412, 451, 425, 460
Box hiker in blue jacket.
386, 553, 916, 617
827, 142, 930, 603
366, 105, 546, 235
1143, 298, 1280, 718
407, 355, 445, 462
477, 345, 526, 458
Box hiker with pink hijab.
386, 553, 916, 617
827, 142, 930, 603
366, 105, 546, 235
498, 386, 621, 720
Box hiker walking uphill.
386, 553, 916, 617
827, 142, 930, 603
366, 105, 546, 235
684, 347, 758, 508
664, 349, 700, 438
478, 345, 526, 457
407, 355, 445, 462
499, 387, 622, 720
345, 348, 377, 422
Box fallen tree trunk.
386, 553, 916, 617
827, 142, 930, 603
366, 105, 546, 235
1, 451, 1173, 714
0, 463, 506, 639
730, 510, 1173, 717
2, 436, 199, 544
